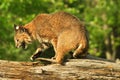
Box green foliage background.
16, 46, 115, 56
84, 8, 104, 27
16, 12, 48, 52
0, 0, 120, 61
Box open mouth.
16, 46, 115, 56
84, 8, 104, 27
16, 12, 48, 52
21, 41, 27, 49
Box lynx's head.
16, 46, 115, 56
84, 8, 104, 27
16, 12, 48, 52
14, 24, 32, 49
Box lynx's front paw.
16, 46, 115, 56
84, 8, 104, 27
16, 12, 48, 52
30, 55, 35, 61
30, 54, 39, 61
30, 52, 41, 61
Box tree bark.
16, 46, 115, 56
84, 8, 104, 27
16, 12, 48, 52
0, 57, 120, 80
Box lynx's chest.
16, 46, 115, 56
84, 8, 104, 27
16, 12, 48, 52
36, 34, 50, 43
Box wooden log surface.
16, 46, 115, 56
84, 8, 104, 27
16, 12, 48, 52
0, 57, 120, 80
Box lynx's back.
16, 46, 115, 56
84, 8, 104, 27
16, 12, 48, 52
33, 12, 86, 37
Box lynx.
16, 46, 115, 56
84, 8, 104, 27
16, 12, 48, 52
14, 11, 89, 64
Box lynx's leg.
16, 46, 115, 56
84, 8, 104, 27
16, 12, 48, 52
56, 48, 66, 64
55, 45, 71, 64
55, 39, 70, 64
51, 38, 57, 60
30, 48, 42, 61
30, 43, 50, 61
73, 44, 87, 58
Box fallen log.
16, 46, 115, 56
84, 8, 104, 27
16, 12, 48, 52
0, 57, 120, 80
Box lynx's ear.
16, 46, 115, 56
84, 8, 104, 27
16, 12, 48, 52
14, 24, 20, 31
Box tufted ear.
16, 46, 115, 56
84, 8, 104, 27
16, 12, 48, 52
14, 24, 20, 31
14, 24, 28, 33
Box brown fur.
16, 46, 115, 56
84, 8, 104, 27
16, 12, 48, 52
14, 11, 89, 64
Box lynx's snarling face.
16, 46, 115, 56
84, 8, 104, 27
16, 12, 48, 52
14, 24, 32, 49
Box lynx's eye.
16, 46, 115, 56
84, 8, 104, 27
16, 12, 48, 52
16, 39, 19, 42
